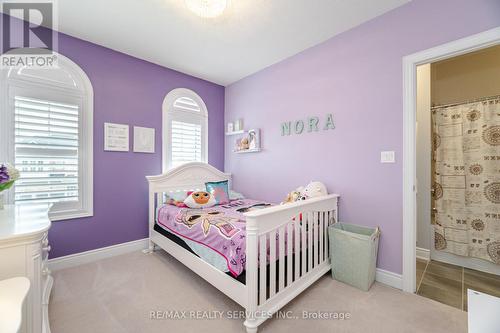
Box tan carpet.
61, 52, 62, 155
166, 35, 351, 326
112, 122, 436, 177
49, 250, 467, 333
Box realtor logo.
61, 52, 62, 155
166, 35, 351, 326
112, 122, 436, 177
1, 0, 58, 68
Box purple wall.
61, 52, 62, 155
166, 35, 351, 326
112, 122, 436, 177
1, 14, 225, 258
225, 0, 500, 274
51, 36, 225, 258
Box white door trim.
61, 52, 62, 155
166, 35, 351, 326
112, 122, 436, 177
402, 26, 500, 293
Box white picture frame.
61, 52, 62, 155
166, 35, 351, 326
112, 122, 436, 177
104, 122, 129, 152
248, 129, 260, 150
234, 119, 243, 131
133, 126, 155, 153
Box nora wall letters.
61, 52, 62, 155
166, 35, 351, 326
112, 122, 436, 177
281, 113, 335, 136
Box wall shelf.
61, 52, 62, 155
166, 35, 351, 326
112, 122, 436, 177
234, 148, 262, 154
225, 130, 245, 136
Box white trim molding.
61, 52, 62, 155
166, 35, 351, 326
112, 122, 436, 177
402, 27, 500, 293
48, 238, 148, 271
416, 247, 430, 261
162, 88, 208, 172
46, 235, 404, 291
0, 53, 94, 222
375, 268, 403, 290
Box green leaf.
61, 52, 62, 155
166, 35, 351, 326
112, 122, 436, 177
0, 180, 14, 192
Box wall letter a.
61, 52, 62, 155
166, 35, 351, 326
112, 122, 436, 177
324, 114, 335, 131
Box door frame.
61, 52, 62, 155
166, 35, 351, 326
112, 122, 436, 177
402, 26, 500, 293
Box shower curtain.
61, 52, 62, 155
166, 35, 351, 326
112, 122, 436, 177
432, 96, 500, 265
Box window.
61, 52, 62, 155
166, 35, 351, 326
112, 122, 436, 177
14, 96, 79, 203
162, 88, 208, 171
0, 54, 94, 221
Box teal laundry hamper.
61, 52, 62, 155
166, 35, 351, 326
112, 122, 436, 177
328, 223, 380, 291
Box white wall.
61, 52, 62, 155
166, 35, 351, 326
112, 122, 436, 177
416, 64, 432, 251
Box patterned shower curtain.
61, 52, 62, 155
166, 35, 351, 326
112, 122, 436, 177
432, 96, 500, 265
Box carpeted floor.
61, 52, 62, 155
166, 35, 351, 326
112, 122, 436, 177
49, 250, 467, 333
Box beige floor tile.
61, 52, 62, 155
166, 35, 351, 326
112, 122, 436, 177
425, 260, 462, 282
416, 259, 427, 289
416, 259, 463, 310
416, 257, 500, 312
464, 268, 500, 294
417, 273, 462, 310
463, 267, 500, 311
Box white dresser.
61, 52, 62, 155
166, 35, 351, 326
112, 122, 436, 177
0, 205, 52, 333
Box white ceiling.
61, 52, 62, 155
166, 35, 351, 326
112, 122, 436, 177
13, 0, 410, 86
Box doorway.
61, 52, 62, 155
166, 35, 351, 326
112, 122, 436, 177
415, 46, 500, 309
402, 27, 500, 298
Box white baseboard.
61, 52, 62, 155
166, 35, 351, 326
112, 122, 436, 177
416, 247, 430, 261
48, 238, 148, 271
375, 268, 403, 290
48, 238, 404, 291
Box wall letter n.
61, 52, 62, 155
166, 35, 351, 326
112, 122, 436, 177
281, 121, 291, 136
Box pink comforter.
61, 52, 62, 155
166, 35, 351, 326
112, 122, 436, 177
157, 199, 272, 277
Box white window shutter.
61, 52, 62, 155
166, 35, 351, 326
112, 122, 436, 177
173, 96, 201, 113
14, 96, 80, 204
1, 53, 93, 221
170, 120, 202, 168
163, 90, 208, 170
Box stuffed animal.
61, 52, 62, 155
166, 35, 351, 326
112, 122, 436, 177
183, 191, 217, 208
281, 186, 304, 204
281, 182, 328, 204
239, 138, 250, 150
281, 190, 301, 204
301, 181, 328, 199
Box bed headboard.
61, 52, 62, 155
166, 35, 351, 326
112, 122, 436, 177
146, 162, 232, 194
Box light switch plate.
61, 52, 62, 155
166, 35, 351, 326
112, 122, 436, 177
381, 151, 395, 163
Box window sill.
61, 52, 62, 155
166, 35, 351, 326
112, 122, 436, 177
48, 208, 93, 222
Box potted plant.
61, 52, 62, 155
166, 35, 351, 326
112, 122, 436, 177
0, 163, 20, 210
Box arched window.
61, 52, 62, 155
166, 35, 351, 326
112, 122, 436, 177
0, 54, 94, 221
162, 88, 208, 171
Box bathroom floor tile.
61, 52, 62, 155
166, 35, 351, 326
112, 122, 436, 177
416, 259, 428, 289
417, 272, 462, 309
416, 258, 500, 312
424, 260, 462, 282
463, 268, 500, 311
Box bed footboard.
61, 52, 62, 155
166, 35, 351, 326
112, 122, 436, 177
243, 194, 339, 333
145, 163, 339, 333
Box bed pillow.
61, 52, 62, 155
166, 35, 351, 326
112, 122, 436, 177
229, 190, 245, 200
205, 180, 230, 205
168, 191, 189, 202
164, 191, 190, 207
183, 191, 217, 208
165, 198, 188, 208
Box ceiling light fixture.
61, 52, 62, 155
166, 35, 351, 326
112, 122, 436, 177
185, 0, 227, 18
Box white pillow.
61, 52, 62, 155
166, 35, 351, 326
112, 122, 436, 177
168, 190, 189, 202
229, 190, 245, 200
183, 191, 217, 209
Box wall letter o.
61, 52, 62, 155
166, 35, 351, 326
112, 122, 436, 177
294, 120, 304, 134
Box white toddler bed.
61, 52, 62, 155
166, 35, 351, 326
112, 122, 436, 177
145, 162, 339, 333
